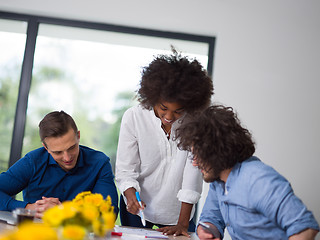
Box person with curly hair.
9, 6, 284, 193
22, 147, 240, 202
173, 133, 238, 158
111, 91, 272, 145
176, 105, 319, 240
115, 50, 213, 236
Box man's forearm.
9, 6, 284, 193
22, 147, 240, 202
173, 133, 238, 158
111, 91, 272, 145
0, 191, 27, 211
289, 228, 319, 240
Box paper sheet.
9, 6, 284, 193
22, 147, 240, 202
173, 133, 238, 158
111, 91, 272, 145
114, 225, 169, 239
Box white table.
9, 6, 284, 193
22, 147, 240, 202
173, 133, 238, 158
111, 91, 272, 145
0, 211, 199, 240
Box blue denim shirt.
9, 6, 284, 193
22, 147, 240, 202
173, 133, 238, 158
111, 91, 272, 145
199, 156, 319, 239
0, 145, 118, 214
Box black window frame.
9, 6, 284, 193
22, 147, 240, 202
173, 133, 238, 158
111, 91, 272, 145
0, 10, 216, 168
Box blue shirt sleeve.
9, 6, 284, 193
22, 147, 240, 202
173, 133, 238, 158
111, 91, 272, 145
91, 158, 119, 215
248, 165, 320, 237
199, 183, 226, 238
0, 155, 33, 211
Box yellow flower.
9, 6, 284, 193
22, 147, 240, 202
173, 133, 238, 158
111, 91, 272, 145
100, 199, 113, 213
74, 191, 91, 200
81, 204, 99, 222
0, 222, 58, 240
19, 223, 58, 240
41, 191, 116, 240
43, 205, 65, 227
106, 195, 112, 204
102, 211, 116, 230
92, 219, 104, 236
62, 225, 86, 240
72, 191, 91, 205
83, 193, 103, 206
72, 198, 84, 207
61, 201, 78, 219
0, 234, 11, 240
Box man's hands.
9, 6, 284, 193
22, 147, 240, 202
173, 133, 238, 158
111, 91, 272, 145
124, 187, 145, 215
197, 222, 221, 240
26, 197, 61, 218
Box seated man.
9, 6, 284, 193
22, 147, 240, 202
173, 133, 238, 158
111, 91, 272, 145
0, 111, 118, 217
176, 105, 319, 240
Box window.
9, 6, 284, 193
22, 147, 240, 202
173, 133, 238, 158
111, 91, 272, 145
0, 11, 215, 172
0, 18, 27, 172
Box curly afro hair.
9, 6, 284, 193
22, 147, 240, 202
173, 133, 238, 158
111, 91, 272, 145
176, 105, 255, 177
137, 50, 213, 114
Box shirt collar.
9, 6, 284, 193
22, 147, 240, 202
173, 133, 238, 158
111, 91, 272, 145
224, 156, 259, 192
47, 145, 84, 171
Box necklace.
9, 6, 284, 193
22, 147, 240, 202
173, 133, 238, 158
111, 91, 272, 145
161, 124, 171, 138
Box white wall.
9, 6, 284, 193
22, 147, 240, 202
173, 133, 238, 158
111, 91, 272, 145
1, 0, 319, 238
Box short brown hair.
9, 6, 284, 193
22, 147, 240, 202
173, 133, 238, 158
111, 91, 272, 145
39, 111, 78, 143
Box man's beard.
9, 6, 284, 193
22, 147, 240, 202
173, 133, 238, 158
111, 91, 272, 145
202, 168, 220, 183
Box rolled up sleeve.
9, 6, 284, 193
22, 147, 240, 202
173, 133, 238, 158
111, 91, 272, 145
177, 152, 203, 204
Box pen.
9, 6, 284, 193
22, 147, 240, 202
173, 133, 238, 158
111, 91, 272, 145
135, 191, 146, 226
111, 232, 145, 238
111, 232, 168, 239
145, 235, 168, 239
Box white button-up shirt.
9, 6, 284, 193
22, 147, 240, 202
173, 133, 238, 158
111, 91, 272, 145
115, 105, 203, 225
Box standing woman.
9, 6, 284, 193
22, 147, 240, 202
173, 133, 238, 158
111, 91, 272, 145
115, 50, 213, 237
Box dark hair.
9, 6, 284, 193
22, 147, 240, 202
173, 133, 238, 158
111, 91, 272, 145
137, 50, 213, 114
39, 111, 78, 143
177, 105, 255, 175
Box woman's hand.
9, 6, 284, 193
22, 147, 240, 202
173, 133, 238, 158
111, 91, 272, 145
157, 223, 190, 237
124, 187, 145, 215
157, 202, 192, 237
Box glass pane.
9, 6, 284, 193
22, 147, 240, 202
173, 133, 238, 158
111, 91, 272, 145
23, 23, 209, 170
0, 19, 27, 172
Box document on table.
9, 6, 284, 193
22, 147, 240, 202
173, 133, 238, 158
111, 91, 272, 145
114, 225, 169, 239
